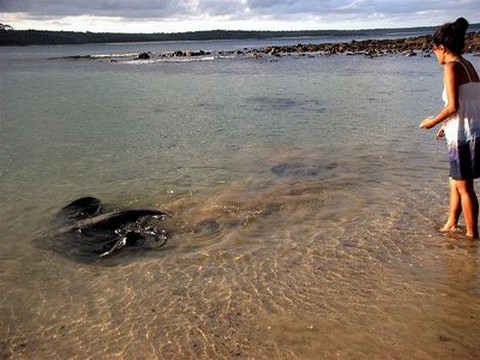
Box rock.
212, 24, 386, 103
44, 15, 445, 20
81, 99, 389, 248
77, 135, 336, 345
135, 52, 150, 60
186, 50, 208, 57
109, 32, 480, 63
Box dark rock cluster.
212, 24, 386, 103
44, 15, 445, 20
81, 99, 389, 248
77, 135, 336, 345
244, 32, 480, 58
137, 32, 479, 60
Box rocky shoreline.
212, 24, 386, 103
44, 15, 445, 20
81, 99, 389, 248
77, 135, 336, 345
132, 32, 480, 60
62, 32, 480, 61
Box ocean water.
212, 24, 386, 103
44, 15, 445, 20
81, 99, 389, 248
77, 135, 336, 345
1, 39, 479, 359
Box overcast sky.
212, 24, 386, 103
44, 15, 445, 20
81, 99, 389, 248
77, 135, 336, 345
1, 0, 479, 33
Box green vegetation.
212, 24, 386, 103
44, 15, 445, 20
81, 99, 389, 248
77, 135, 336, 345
0, 27, 431, 46
1, 24, 478, 46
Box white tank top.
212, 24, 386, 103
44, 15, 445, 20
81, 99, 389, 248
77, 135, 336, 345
442, 60, 480, 144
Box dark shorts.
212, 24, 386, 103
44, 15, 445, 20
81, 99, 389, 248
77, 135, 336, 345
449, 137, 480, 180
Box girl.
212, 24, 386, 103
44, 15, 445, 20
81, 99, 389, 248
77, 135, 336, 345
419, 17, 480, 239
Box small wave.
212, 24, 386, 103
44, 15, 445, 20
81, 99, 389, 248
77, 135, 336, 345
216, 55, 237, 60
122, 56, 216, 65
91, 52, 139, 59
122, 59, 158, 65
160, 55, 216, 63
61, 52, 142, 60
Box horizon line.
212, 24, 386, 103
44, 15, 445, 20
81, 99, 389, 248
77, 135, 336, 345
4, 22, 480, 35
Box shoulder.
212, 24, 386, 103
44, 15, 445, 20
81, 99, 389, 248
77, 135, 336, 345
443, 62, 460, 82
444, 61, 461, 73
445, 59, 480, 83
462, 58, 480, 81
443, 61, 465, 82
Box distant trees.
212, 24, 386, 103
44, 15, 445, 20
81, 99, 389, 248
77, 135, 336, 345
0, 29, 389, 46
0, 23, 14, 31
1, 24, 477, 47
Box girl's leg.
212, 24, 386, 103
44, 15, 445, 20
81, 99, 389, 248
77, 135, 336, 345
441, 178, 462, 232
455, 179, 479, 238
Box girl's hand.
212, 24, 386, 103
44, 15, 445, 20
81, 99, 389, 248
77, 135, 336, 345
419, 116, 434, 129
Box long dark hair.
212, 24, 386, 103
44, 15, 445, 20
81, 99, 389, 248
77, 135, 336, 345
433, 17, 469, 55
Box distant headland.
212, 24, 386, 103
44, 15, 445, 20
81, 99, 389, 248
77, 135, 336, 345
1, 23, 479, 47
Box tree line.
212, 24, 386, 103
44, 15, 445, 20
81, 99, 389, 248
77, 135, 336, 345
0, 27, 440, 46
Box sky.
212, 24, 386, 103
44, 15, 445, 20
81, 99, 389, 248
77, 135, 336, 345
1, 0, 479, 33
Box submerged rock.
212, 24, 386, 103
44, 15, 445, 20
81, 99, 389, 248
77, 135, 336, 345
271, 161, 337, 178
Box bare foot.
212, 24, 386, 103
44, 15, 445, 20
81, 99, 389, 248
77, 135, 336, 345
466, 232, 479, 239
440, 222, 458, 233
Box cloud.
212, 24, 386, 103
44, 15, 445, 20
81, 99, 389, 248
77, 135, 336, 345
2, 0, 477, 18
0, 0, 194, 18
1, 0, 479, 32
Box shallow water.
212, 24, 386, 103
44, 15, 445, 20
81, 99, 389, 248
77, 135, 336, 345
1, 43, 479, 359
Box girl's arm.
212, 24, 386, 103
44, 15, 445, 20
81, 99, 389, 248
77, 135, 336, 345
419, 62, 459, 129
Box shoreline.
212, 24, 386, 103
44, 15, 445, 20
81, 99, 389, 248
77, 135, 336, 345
63, 32, 480, 61
253, 32, 480, 58
157, 32, 480, 59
